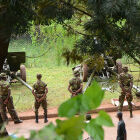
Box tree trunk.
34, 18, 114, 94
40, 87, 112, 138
0, 26, 11, 137
0, 26, 11, 72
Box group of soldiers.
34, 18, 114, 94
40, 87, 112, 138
68, 66, 134, 118
0, 64, 133, 128
0, 73, 48, 124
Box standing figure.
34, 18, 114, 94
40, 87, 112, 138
68, 70, 83, 97
118, 66, 133, 118
0, 73, 22, 124
116, 112, 127, 140
32, 74, 48, 123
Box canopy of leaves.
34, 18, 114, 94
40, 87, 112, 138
58, 0, 140, 64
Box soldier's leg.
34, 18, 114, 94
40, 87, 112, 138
7, 96, 22, 124
41, 99, 48, 123
0, 114, 8, 137
126, 93, 133, 118
118, 92, 125, 111
0, 98, 8, 123
35, 100, 40, 123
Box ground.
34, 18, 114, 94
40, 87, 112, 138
7, 110, 140, 140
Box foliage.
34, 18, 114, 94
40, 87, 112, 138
0, 81, 114, 140
56, 0, 140, 64
9, 24, 77, 67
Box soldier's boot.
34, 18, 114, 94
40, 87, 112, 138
35, 113, 39, 123
130, 110, 133, 118
10, 111, 23, 124
44, 110, 48, 123
44, 114, 48, 123
14, 120, 23, 124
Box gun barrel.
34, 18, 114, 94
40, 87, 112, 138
15, 75, 32, 91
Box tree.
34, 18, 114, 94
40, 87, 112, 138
0, 0, 74, 71
55, 0, 140, 64
74, 0, 140, 64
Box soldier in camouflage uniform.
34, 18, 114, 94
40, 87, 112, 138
32, 74, 48, 123
0, 73, 22, 124
68, 70, 83, 97
118, 66, 133, 118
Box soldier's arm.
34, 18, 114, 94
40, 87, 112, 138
129, 75, 133, 90
41, 87, 48, 100
32, 89, 39, 101
4, 88, 11, 104
38, 85, 48, 102
75, 84, 83, 94
68, 85, 76, 95
118, 75, 126, 92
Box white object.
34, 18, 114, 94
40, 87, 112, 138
111, 99, 134, 107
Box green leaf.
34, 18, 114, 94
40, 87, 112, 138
30, 123, 63, 140
58, 95, 82, 117
81, 81, 104, 112
58, 81, 104, 117
95, 111, 114, 127
85, 119, 104, 140
56, 116, 85, 140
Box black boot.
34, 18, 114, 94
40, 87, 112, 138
44, 114, 48, 123
14, 119, 23, 124
35, 114, 39, 123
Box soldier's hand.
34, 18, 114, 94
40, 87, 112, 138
126, 92, 131, 98
36, 98, 39, 102
4, 100, 8, 104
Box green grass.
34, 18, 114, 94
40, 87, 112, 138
12, 66, 73, 112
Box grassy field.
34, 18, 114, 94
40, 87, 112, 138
11, 64, 140, 112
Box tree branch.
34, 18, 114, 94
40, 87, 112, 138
60, 0, 92, 17
63, 23, 89, 36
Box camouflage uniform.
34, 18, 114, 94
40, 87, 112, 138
33, 80, 47, 123
0, 76, 22, 123
118, 71, 133, 116
69, 71, 83, 97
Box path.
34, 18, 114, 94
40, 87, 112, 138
7, 110, 140, 140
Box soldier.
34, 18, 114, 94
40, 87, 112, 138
118, 66, 133, 118
68, 70, 83, 97
32, 74, 48, 123
0, 73, 22, 124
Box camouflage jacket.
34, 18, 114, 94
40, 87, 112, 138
33, 80, 47, 95
119, 72, 133, 89
0, 80, 10, 96
69, 77, 82, 92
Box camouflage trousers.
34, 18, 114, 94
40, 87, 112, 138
0, 96, 21, 122
118, 92, 133, 111
35, 97, 47, 116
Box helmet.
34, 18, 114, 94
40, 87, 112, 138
73, 70, 80, 76
0, 73, 7, 78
